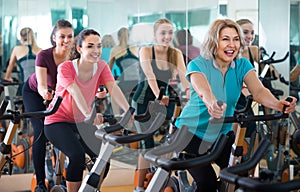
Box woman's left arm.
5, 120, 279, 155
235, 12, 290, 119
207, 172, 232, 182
290, 64, 300, 83
105, 81, 130, 112
66, 83, 91, 117
245, 70, 296, 113
176, 52, 190, 99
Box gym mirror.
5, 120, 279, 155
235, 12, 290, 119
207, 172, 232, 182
0, 0, 218, 175
0, 0, 88, 175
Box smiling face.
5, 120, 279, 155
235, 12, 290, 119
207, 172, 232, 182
154, 23, 174, 47
240, 22, 255, 46
215, 27, 241, 66
53, 27, 74, 52
77, 34, 102, 64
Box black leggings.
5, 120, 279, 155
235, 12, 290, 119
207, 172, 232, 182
22, 80, 47, 186
44, 122, 110, 182
184, 131, 235, 192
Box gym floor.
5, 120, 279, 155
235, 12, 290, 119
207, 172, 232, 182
0, 159, 136, 192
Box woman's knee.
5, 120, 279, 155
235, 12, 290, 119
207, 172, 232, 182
68, 149, 85, 165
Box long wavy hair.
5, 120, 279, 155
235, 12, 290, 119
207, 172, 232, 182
201, 18, 245, 60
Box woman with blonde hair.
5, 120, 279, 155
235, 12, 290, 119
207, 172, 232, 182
109, 27, 140, 114
132, 18, 190, 192
174, 18, 296, 192
4, 27, 42, 94
109, 27, 138, 77
100, 34, 115, 64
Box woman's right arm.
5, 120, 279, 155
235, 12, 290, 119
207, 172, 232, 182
36, 65, 52, 100
4, 47, 18, 81
139, 47, 160, 98
109, 48, 116, 70
190, 72, 226, 118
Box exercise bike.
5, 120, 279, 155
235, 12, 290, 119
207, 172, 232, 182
0, 96, 62, 177
219, 138, 300, 192
143, 126, 228, 192
210, 96, 292, 191
79, 88, 168, 192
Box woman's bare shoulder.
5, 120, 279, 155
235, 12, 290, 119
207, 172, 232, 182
250, 45, 259, 52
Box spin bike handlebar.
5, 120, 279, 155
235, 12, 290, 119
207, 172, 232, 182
85, 87, 166, 134
236, 173, 300, 192
134, 86, 165, 121
209, 96, 292, 124
0, 78, 21, 86
220, 138, 300, 192
0, 96, 63, 120
85, 87, 165, 124
219, 138, 271, 184
144, 126, 228, 170
84, 106, 135, 134
259, 51, 289, 65
95, 111, 166, 145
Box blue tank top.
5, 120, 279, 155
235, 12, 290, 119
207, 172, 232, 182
17, 45, 36, 82
115, 47, 140, 82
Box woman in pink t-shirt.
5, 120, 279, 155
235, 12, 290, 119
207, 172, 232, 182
44, 29, 130, 192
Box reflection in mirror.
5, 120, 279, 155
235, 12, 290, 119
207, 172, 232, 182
88, 0, 218, 67
51, 0, 88, 41
290, 1, 300, 99
0, 0, 2, 69
2, 0, 17, 71
289, 0, 300, 175
259, 0, 300, 185
0, 0, 87, 176
259, 0, 290, 99
86, 0, 219, 166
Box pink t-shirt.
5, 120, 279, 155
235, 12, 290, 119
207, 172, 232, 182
44, 59, 114, 124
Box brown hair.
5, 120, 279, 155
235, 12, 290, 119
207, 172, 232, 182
69, 29, 101, 60
50, 19, 73, 47
176, 29, 193, 45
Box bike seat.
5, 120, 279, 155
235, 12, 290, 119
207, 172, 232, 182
144, 126, 228, 170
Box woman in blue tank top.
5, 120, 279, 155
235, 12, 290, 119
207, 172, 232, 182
4, 27, 42, 95
174, 18, 297, 192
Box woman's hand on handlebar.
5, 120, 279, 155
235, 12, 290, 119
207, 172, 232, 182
208, 100, 227, 119
4, 77, 13, 83
41, 88, 54, 101
95, 88, 107, 99
280, 96, 297, 114
160, 95, 169, 106
93, 113, 104, 125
